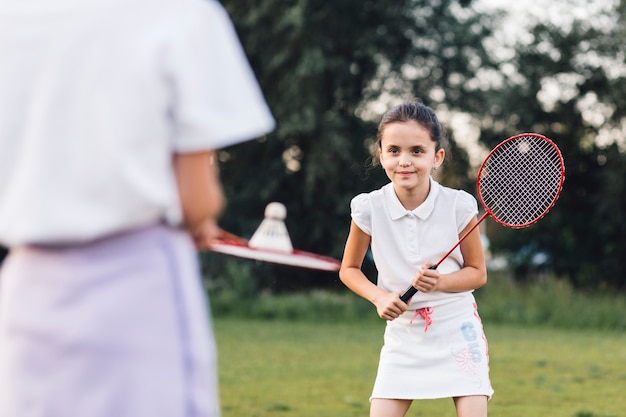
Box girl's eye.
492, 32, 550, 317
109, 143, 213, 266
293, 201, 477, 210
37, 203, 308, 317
388, 147, 399, 154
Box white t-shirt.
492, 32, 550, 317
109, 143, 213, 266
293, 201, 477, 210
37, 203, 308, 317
351, 179, 478, 307
0, 0, 274, 246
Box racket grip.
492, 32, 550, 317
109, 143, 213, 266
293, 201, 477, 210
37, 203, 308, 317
399, 264, 438, 304
399, 286, 417, 303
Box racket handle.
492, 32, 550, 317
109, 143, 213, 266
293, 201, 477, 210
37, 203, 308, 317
399, 264, 438, 304
399, 286, 417, 303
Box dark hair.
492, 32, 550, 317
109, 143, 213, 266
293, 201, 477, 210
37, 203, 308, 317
373, 100, 444, 164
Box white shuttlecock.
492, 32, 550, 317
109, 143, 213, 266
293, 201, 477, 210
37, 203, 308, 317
248, 202, 294, 252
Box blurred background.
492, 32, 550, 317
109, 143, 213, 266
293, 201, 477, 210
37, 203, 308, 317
2, 0, 624, 300
206, 0, 626, 296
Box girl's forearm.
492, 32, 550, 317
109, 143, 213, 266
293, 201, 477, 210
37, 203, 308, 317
436, 266, 487, 292
173, 151, 224, 230
339, 268, 387, 305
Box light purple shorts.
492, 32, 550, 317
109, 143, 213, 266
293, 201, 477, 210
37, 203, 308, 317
0, 225, 219, 417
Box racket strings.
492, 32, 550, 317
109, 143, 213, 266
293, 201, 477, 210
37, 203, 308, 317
479, 135, 563, 227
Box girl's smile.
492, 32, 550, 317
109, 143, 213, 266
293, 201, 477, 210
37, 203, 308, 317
396, 169, 416, 178
378, 120, 444, 208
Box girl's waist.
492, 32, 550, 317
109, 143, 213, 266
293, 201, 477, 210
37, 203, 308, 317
405, 291, 476, 312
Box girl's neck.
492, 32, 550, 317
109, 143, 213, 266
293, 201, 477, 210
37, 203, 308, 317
393, 180, 431, 211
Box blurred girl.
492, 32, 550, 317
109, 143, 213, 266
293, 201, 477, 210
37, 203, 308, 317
0, 1, 273, 416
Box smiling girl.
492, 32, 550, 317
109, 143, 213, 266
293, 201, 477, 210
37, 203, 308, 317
339, 100, 493, 417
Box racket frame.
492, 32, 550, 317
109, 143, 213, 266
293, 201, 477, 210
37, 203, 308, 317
208, 230, 341, 271
399, 133, 565, 303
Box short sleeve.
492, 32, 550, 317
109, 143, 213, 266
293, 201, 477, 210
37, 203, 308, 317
456, 190, 479, 233
350, 193, 372, 236
166, 0, 275, 152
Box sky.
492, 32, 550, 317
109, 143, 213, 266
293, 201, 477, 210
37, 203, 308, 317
448, 0, 621, 164
477, 0, 616, 41
364, 0, 621, 165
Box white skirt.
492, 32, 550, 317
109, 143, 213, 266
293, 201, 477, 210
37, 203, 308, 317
0, 225, 219, 417
371, 293, 493, 400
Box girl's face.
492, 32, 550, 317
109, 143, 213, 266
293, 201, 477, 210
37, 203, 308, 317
378, 120, 445, 195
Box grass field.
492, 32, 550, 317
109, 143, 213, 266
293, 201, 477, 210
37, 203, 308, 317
214, 318, 626, 417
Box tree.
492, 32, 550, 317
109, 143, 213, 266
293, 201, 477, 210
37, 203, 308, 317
478, 3, 626, 289
206, 0, 498, 291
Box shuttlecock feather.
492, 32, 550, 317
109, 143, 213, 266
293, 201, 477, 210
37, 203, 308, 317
248, 202, 293, 252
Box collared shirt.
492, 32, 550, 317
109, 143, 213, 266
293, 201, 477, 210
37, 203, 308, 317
350, 178, 478, 307
0, 0, 274, 246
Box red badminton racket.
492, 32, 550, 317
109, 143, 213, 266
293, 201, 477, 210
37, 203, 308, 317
400, 133, 565, 303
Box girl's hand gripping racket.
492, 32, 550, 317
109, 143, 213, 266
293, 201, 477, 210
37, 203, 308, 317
400, 133, 565, 303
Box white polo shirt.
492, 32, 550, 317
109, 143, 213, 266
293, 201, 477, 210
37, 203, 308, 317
351, 179, 478, 307
0, 0, 274, 246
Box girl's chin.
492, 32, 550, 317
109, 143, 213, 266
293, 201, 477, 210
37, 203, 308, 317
393, 182, 424, 191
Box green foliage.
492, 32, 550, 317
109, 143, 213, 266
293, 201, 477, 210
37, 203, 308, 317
208, 276, 377, 322
477, 6, 626, 289
213, 0, 496, 289
474, 271, 626, 330
211, 0, 626, 291
208, 270, 626, 330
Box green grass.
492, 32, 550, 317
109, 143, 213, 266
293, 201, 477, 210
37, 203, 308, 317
486, 326, 626, 417
214, 318, 381, 417
214, 319, 626, 417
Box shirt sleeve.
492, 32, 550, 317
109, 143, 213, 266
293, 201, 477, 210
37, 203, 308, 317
166, 0, 275, 152
456, 190, 479, 233
350, 193, 372, 236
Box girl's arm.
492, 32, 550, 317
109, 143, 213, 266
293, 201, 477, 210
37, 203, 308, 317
413, 216, 487, 292
339, 221, 408, 320
173, 150, 224, 249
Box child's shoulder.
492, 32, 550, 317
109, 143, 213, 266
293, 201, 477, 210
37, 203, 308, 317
436, 182, 477, 206
437, 182, 473, 196
350, 184, 392, 217
351, 183, 390, 204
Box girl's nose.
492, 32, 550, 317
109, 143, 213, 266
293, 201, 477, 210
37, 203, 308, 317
399, 154, 411, 167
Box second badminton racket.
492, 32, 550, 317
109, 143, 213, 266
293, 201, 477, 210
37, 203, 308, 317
399, 133, 565, 303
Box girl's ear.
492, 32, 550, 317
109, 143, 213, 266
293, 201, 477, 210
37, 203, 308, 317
434, 148, 445, 169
